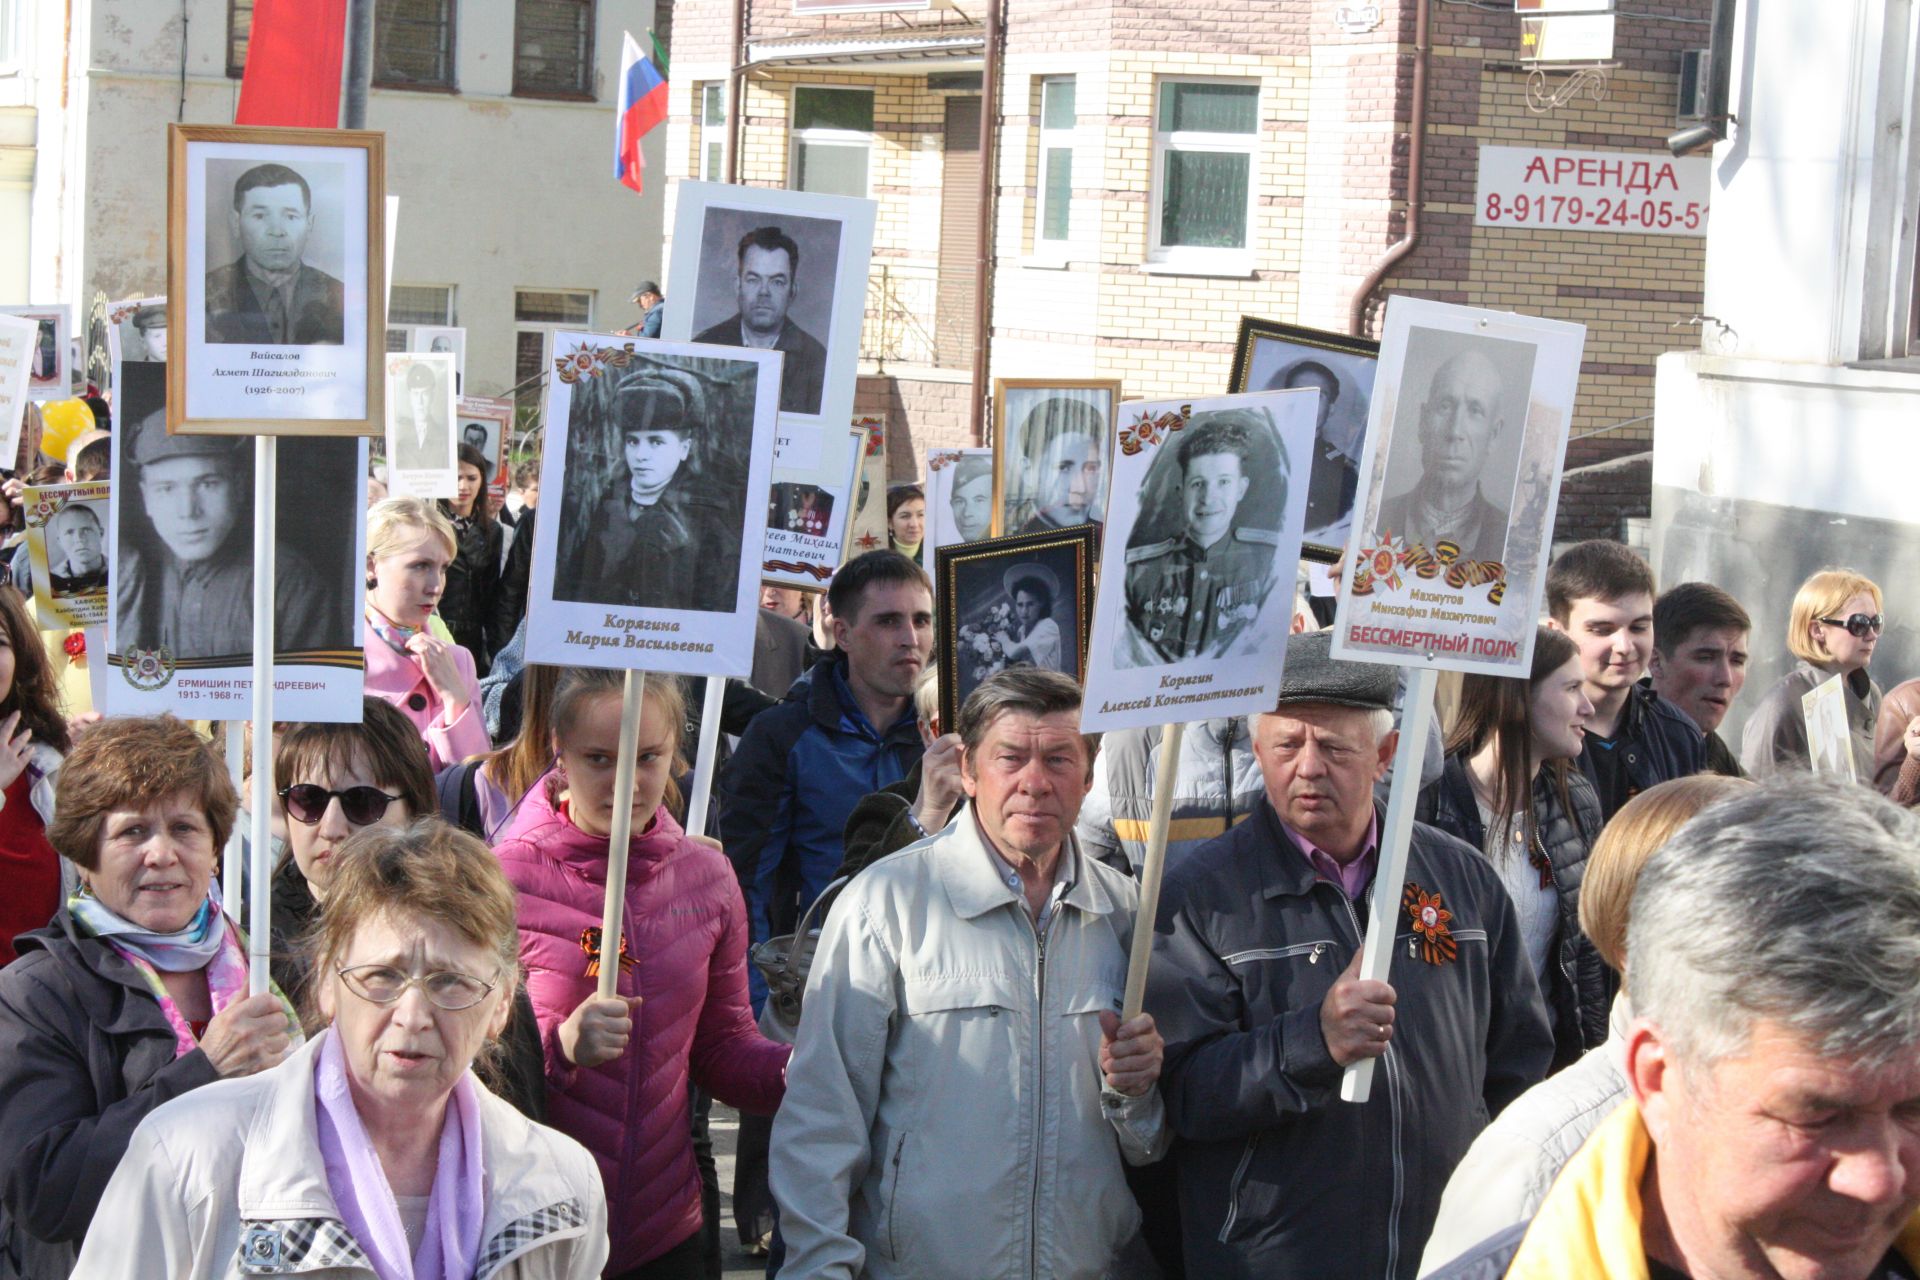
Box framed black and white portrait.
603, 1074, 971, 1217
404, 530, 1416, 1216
1333, 296, 1587, 677
841, 417, 890, 563
457, 394, 514, 496
383, 352, 457, 499
526, 334, 780, 680
1229, 317, 1379, 564
934, 524, 1097, 732
106, 296, 169, 392
167, 123, 385, 435
0, 306, 71, 402
991, 379, 1119, 540
1080, 391, 1317, 733
106, 359, 368, 719
923, 447, 995, 564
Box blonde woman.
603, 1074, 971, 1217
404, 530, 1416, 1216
1740, 567, 1884, 779
365, 498, 489, 772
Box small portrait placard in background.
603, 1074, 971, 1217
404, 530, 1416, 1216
1803, 673, 1860, 783
25, 482, 111, 629
0, 306, 71, 402
924, 447, 995, 565
991, 379, 1119, 539
841, 417, 890, 563
1079, 391, 1316, 733
0, 313, 41, 464
168, 123, 384, 435
457, 394, 514, 497
383, 352, 458, 499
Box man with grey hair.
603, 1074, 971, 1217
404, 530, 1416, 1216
1146, 630, 1552, 1280
1373, 346, 1510, 563
771, 666, 1168, 1280
1428, 774, 1920, 1280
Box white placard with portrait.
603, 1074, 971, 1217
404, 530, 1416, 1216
1078, 392, 1315, 733
0, 306, 71, 403
526, 334, 781, 679
106, 296, 169, 393
0, 314, 41, 464
1332, 297, 1587, 677
924, 447, 996, 566
384, 352, 458, 499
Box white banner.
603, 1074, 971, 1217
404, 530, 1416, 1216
1475, 145, 1710, 236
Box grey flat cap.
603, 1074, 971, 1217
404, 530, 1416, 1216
1272, 631, 1397, 712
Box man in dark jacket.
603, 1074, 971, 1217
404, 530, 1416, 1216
1546, 540, 1706, 819
204, 162, 344, 346
1146, 631, 1554, 1280
1648, 581, 1751, 779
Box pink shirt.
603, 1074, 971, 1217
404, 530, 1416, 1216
1283, 813, 1380, 902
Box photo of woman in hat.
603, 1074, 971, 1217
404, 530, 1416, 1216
992, 562, 1067, 674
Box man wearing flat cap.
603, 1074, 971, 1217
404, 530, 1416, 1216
556, 367, 739, 612
391, 361, 450, 472
1144, 631, 1553, 1280
622, 281, 665, 339
116, 407, 331, 661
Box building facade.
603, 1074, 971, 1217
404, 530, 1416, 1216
665, 0, 1711, 539
2, 0, 662, 402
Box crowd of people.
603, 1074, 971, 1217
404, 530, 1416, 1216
0, 385, 1918, 1280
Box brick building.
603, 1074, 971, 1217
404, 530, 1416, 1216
663, 0, 1712, 541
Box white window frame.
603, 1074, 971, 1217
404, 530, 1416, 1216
1146, 77, 1260, 277
0, 0, 24, 77
1032, 75, 1077, 265
388, 283, 457, 327
700, 82, 727, 182
514, 288, 595, 401
788, 84, 874, 199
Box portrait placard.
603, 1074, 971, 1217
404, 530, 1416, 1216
934, 524, 1098, 733
991, 379, 1119, 538
1229, 318, 1379, 563
1802, 673, 1859, 783
25, 482, 111, 629
107, 360, 367, 719
0, 306, 71, 402
384, 352, 458, 499
457, 394, 514, 496
526, 334, 780, 678
408, 325, 466, 383
0, 313, 40, 464
764, 438, 860, 589
923, 447, 995, 565
841, 417, 889, 563
106, 296, 168, 393
1331, 297, 1587, 676
1079, 391, 1316, 733
167, 124, 385, 435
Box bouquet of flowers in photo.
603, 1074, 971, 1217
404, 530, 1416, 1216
957, 601, 1015, 685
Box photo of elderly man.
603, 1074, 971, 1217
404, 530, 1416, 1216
204, 162, 345, 347
693, 225, 827, 416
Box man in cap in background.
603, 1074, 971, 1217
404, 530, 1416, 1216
623, 281, 666, 338
1145, 630, 1552, 1280
557, 368, 738, 612
116, 407, 330, 661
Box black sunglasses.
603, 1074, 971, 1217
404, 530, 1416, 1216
1819, 613, 1885, 639
279, 783, 402, 827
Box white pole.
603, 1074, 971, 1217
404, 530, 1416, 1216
222, 721, 245, 911
595, 670, 649, 1000
1122, 721, 1186, 1020
1340, 665, 1439, 1103
683, 676, 726, 838
247, 438, 277, 998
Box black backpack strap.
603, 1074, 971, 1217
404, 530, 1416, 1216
435, 758, 486, 838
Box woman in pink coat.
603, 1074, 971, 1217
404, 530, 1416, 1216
363, 497, 489, 772
494, 667, 788, 1279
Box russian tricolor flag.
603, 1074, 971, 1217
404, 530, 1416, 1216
617, 32, 668, 195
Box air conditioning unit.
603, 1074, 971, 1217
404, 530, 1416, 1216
1678, 49, 1711, 121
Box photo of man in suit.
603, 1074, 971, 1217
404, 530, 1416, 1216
390, 361, 450, 471
693, 226, 827, 416
46, 503, 108, 598
204, 162, 345, 346
1374, 343, 1514, 564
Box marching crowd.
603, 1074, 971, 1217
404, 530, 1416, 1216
0, 395, 1917, 1280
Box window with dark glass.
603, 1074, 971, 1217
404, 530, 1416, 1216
374, 0, 456, 90
1152, 80, 1260, 258
227, 0, 254, 78
514, 0, 595, 99
1037, 77, 1077, 245
791, 87, 874, 198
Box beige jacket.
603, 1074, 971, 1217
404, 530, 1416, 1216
71, 1031, 608, 1280
770, 807, 1167, 1280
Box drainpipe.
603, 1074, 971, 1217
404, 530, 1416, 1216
1348, 0, 1431, 337
725, 0, 747, 183
968, 0, 1002, 446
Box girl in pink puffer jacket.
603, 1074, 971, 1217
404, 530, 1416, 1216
493, 668, 788, 1278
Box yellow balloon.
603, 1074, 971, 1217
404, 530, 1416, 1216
38, 398, 95, 465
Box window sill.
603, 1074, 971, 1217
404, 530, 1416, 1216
1021, 250, 1075, 270
1139, 257, 1256, 279
372, 80, 460, 95
511, 87, 597, 104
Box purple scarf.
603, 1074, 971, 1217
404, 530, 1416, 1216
314, 1029, 486, 1280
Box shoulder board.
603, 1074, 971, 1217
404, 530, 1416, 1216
1233, 526, 1283, 547
1125, 541, 1178, 564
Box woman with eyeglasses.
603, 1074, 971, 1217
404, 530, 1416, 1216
1740, 568, 1885, 779
73, 820, 609, 1279
0, 716, 302, 1277
493, 668, 787, 1279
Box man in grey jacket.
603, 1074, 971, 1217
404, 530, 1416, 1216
771, 667, 1167, 1280
1145, 632, 1553, 1280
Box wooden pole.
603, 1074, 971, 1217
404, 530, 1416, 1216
246, 438, 277, 997
1340, 665, 1439, 1103
1121, 721, 1186, 1020
595, 670, 649, 1000
684, 676, 726, 839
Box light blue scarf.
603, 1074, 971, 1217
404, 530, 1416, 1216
67, 881, 228, 973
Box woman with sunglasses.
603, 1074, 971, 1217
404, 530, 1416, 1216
494, 668, 787, 1279
74, 821, 609, 1279
1741, 568, 1885, 779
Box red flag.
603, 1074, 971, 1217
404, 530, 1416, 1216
235, 0, 348, 128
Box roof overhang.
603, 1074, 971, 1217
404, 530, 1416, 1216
745, 24, 985, 74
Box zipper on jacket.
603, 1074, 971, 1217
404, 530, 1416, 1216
1338, 890, 1406, 1274
1028, 912, 1049, 1280
1215, 1132, 1261, 1243
887, 1132, 907, 1260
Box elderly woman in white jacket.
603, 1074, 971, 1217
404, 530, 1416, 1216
73, 820, 607, 1280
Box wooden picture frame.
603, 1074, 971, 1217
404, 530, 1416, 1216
167, 123, 386, 436
989, 377, 1122, 538
934, 523, 1098, 734
1227, 316, 1380, 563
